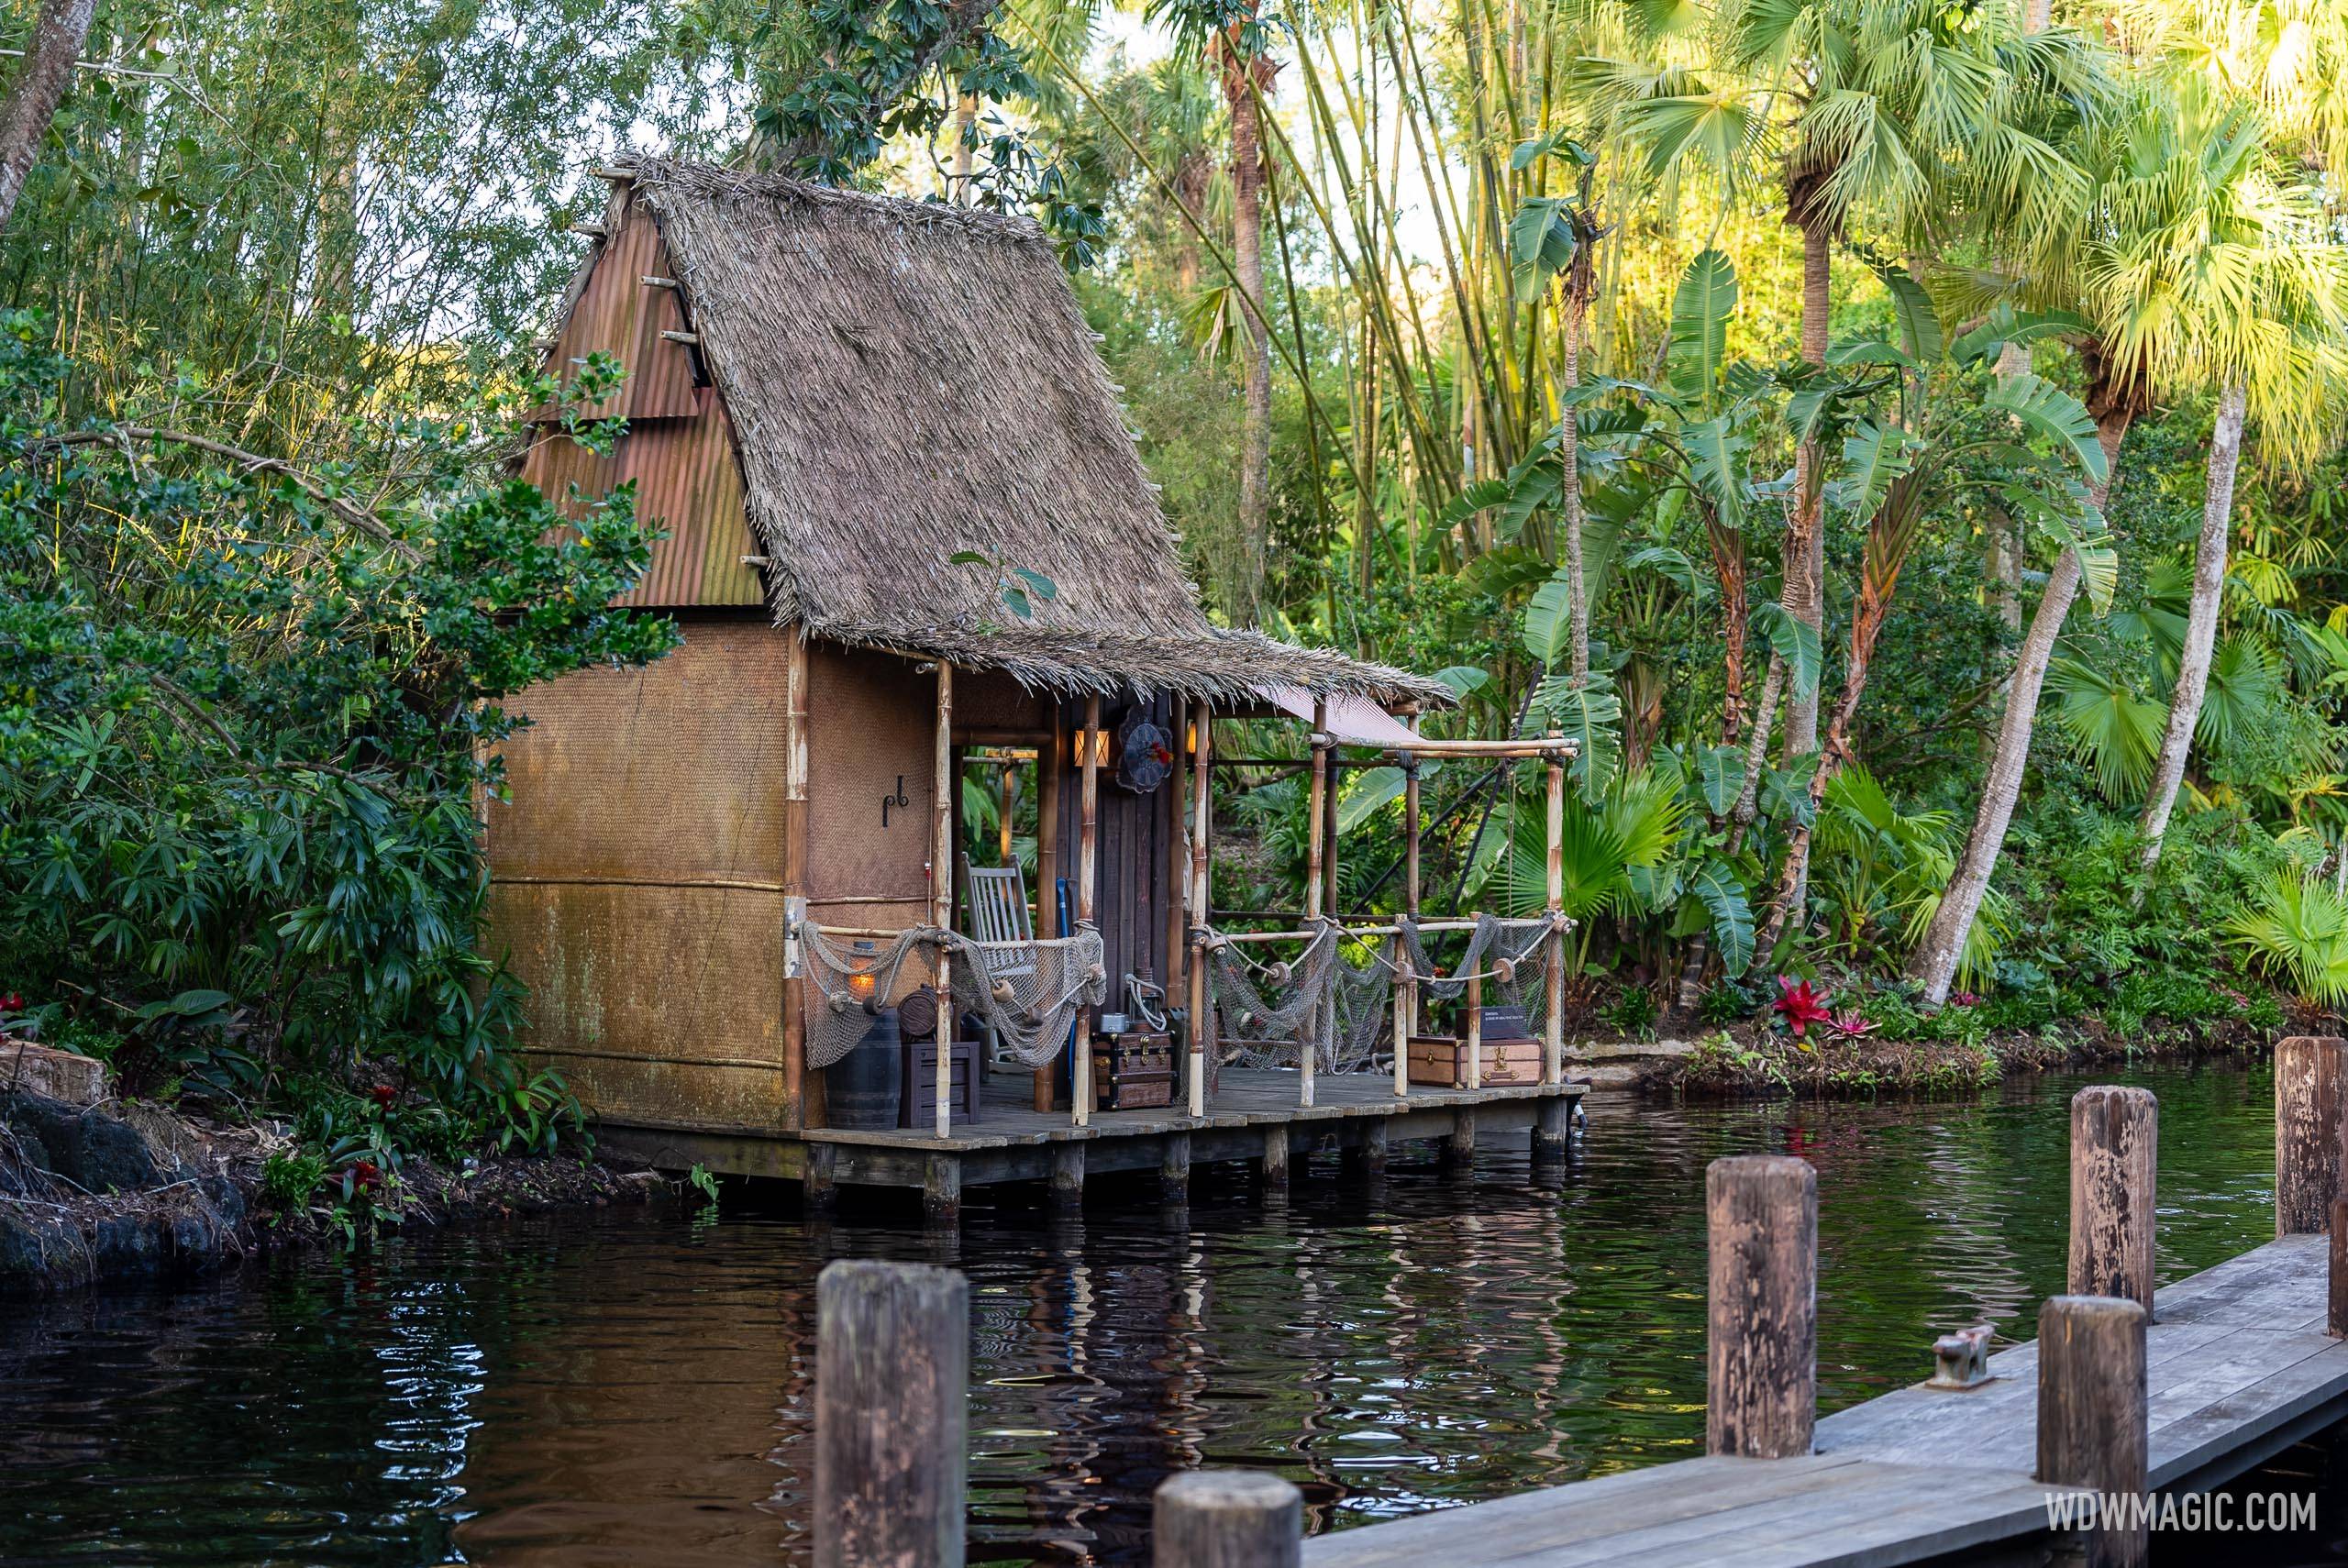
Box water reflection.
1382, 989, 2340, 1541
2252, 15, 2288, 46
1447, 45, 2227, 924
0, 1064, 2287, 1565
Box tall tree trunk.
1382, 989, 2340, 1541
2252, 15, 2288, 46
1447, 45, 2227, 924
1910, 413, 2132, 1002
1782, 208, 1833, 762
1221, 34, 1273, 626
0, 0, 94, 238
2138, 379, 2248, 871
1560, 246, 1592, 687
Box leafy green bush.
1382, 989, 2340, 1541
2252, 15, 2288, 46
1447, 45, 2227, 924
2226, 870, 2348, 1009
0, 316, 674, 1147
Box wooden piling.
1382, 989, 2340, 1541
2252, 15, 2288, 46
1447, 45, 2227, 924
2276, 1035, 2348, 1234
1705, 1154, 1817, 1460
1153, 1470, 1301, 1568
2035, 1295, 2148, 1568
814, 1260, 968, 1568
2068, 1086, 2157, 1313
805, 1143, 837, 1212
1444, 1108, 1478, 1177
1261, 1126, 1290, 1191
2331, 1198, 2348, 1339
1533, 1095, 1571, 1165
1161, 1131, 1191, 1205
1344, 1120, 1390, 1181
924, 1154, 960, 1224
1050, 1142, 1085, 1209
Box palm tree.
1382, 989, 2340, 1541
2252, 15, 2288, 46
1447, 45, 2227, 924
1907, 73, 2348, 998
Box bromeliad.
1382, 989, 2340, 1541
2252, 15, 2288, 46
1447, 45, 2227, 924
1773, 977, 1833, 1044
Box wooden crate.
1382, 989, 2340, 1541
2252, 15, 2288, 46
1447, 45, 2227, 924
1407, 1033, 1542, 1088
898, 1038, 981, 1127
1091, 1032, 1175, 1110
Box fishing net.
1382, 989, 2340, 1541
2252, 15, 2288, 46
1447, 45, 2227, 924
943, 928, 1107, 1068
1394, 913, 1561, 1037
799, 923, 930, 1071
797, 922, 1107, 1071
1209, 921, 1396, 1075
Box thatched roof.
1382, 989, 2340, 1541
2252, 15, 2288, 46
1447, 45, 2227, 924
615, 160, 1448, 708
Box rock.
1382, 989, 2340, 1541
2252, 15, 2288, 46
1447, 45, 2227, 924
6, 1095, 163, 1192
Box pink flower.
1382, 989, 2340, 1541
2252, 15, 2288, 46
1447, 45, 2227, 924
1949, 991, 1980, 1009
1773, 977, 1833, 1041
1827, 1008, 1877, 1040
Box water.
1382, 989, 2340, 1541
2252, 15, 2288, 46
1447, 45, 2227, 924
0, 1064, 2291, 1566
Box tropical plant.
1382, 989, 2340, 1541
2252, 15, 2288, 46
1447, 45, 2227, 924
2226, 870, 2348, 1010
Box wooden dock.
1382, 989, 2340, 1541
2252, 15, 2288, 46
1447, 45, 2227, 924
601, 1067, 1585, 1212
1305, 1223, 2348, 1568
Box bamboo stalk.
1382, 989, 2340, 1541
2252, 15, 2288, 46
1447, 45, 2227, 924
1404, 713, 1422, 1053
1077, 694, 1101, 1129
1301, 701, 1328, 1110
1545, 741, 1566, 1088
1034, 706, 1062, 1113
1188, 704, 1213, 1117
933, 662, 955, 1141
783, 630, 812, 1130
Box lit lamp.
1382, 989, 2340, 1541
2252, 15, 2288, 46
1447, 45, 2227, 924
847, 968, 879, 1011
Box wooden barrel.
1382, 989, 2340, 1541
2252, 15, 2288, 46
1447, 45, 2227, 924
826, 1008, 904, 1129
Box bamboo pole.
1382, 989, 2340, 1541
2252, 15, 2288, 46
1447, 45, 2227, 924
1545, 736, 1565, 1088
1466, 911, 1483, 1092
1397, 712, 1421, 1099
1379, 737, 1576, 756
1301, 701, 1329, 1109
1167, 698, 1190, 1028
1188, 704, 1213, 1117
1035, 706, 1062, 1112
1077, 694, 1102, 1128
783, 630, 813, 1129
933, 661, 955, 1141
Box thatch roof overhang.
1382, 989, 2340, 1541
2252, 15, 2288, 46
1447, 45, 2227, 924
616, 160, 1451, 712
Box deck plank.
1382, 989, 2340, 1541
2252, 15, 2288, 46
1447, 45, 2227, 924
1310, 1232, 2348, 1568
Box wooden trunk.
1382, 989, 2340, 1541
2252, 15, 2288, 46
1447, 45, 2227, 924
898, 1038, 980, 1128
1407, 1033, 1541, 1088
1092, 1032, 1176, 1110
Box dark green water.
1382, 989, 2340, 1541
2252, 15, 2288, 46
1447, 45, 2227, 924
0, 1064, 2294, 1565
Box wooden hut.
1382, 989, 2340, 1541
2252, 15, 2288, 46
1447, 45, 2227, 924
488, 161, 1579, 1204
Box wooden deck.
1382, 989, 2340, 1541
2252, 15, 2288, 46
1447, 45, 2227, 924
600, 1067, 1586, 1202
1307, 1233, 2348, 1568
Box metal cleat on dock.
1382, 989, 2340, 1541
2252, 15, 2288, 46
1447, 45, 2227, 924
1925, 1323, 1994, 1390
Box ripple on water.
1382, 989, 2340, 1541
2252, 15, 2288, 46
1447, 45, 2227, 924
0, 1064, 2284, 1566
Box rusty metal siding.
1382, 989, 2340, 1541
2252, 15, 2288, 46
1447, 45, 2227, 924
517, 385, 762, 611
544, 190, 701, 421
484, 620, 797, 1133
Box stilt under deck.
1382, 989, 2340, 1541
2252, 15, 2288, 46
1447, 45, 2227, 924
598, 1068, 1585, 1214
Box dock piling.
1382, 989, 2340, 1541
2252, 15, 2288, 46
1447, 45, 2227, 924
1049, 1143, 1085, 1209
1705, 1154, 1816, 1459
1443, 1109, 1478, 1177
1533, 1095, 1571, 1165
805, 1143, 838, 1213
1153, 1470, 1302, 1568
2333, 1198, 2348, 1339
1161, 1131, 1191, 1204
1261, 1127, 1290, 1192
924, 1154, 961, 1225
2034, 1294, 2148, 1568
2068, 1086, 2156, 1312
814, 1260, 968, 1568
2276, 1035, 2348, 1235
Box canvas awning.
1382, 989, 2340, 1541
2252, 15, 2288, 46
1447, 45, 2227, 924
1255, 684, 1423, 747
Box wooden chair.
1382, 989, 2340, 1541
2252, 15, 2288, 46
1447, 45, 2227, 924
960, 856, 1036, 1067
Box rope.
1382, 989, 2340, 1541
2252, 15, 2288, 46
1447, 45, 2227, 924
796, 922, 1106, 1070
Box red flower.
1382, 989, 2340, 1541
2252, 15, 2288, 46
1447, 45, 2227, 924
0, 992, 20, 1012
1949, 991, 1980, 1009
369, 1083, 398, 1109
349, 1159, 381, 1193
1773, 976, 1833, 1041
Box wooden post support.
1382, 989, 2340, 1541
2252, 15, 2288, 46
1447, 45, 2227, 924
814, 1260, 969, 1568
1161, 1131, 1191, 1205
1534, 1094, 1571, 1164
783, 632, 814, 1128
1544, 737, 1566, 1087
1444, 1108, 1478, 1176
1034, 705, 1063, 1114
1050, 1142, 1085, 1209
1077, 694, 1102, 1130
1153, 1469, 1301, 1568
1705, 1154, 1817, 1460
1465, 942, 1483, 1093
2331, 1197, 2348, 1338
2036, 1295, 2149, 1568
805, 1143, 838, 1212
1188, 705, 1213, 1117
1261, 1126, 1290, 1191
2276, 1035, 2348, 1235
1356, 1118, 1390, 1179
1301, 701, 1328, 1111
923, 1154, 961, 1223
932, 661, 956, 1140
2069, 1086, 2157, 1313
